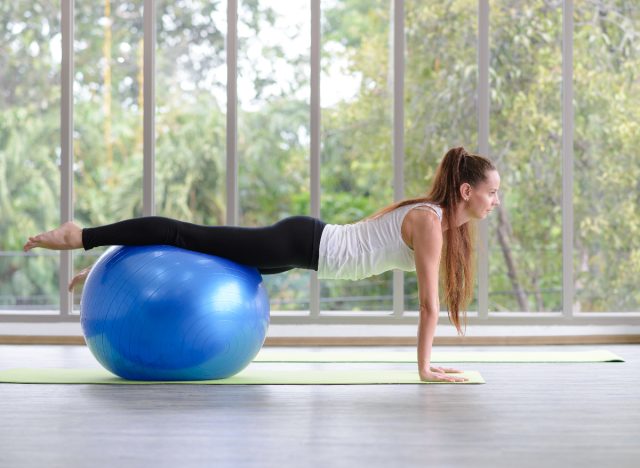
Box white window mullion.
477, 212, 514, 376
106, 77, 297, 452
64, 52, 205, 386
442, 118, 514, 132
310, 0, 321, 318
59, 0, 74, 316
226, 0, 239, 226
392, 0, 405, 317
477, 0, 490, 319
562, 0, 574, 318
143, 0, 156, 216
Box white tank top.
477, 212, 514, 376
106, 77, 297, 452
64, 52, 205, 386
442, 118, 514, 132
317, 202, 443, 280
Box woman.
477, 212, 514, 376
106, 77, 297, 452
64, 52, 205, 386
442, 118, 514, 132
24, 146, 500, 383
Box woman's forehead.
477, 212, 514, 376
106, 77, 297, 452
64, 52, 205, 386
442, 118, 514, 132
485, 170, 500, 187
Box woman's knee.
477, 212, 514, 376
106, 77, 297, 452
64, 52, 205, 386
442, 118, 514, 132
143, 216, 181, 245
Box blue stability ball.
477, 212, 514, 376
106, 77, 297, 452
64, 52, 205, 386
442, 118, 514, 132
80, 245, 270, 381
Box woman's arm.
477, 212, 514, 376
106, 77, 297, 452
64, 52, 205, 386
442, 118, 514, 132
410, 210, 443, 373
411, 210, 468, 382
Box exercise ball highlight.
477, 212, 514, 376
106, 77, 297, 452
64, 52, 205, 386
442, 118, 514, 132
80, 245, 270, 381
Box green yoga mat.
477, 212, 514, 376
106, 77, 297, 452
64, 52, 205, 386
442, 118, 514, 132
0, 367, 484, 385
0, 350, 620, 385
253, 349, 624, 363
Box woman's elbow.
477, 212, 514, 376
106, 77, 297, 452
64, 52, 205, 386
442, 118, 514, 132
419, 301, 440, 316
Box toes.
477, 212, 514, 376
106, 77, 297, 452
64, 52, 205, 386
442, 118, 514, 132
23, 239, 40, 251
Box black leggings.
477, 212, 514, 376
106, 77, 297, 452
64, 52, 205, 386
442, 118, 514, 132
82, 216, 326, 275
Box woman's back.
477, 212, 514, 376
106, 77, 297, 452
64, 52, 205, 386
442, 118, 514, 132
317, 202, 442, 280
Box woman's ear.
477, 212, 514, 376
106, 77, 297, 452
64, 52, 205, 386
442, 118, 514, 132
459, 183, 471, 201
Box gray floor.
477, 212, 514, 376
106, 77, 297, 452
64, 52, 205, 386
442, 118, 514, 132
0, 344, 638, 468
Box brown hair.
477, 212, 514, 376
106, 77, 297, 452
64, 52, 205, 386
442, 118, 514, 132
360, 146, 497, 335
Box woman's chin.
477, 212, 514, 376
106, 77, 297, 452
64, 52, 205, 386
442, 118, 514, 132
471, 209, 492, 220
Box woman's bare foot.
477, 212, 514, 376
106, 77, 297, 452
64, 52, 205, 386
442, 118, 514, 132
23, 221, 83, 252
68, 265, 93, 292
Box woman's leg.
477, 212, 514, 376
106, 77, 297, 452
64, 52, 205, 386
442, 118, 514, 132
82, 215, 326, 272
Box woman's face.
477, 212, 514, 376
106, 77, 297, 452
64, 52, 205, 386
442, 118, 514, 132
464, 170, 501, 219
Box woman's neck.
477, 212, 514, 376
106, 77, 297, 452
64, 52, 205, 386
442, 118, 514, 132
441, 205, 471, 232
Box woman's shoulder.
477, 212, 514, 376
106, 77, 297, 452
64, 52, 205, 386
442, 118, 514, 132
405, 202, 442, 221
400, 203, 443, 250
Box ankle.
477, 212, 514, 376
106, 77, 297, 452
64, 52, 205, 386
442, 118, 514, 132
63, 222, 83, 249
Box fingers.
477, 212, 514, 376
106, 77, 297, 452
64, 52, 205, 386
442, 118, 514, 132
437, 366, 464, 374
435, 376, 466, 383
430, 366, 464, 374
444, 375, 468, 382
423, 370, 469, 382
439, 371, 468, 382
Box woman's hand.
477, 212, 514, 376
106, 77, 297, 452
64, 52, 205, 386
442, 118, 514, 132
429, 365, 465, 375
68, 265, 93, 292
419, 368, 468, 383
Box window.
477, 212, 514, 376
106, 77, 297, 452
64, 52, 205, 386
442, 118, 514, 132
0, 2, 61, 313
73, 0, 144, 309
155, 0, 227, 225
488, 1, 563, 313
320, 0, 394, 312
4, 1, 639, 323
573, 0, 640, 313
404, 0, 478, 312
238, 0, 312, 311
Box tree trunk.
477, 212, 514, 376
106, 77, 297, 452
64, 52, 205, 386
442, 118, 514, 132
495, 203, 529, 312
